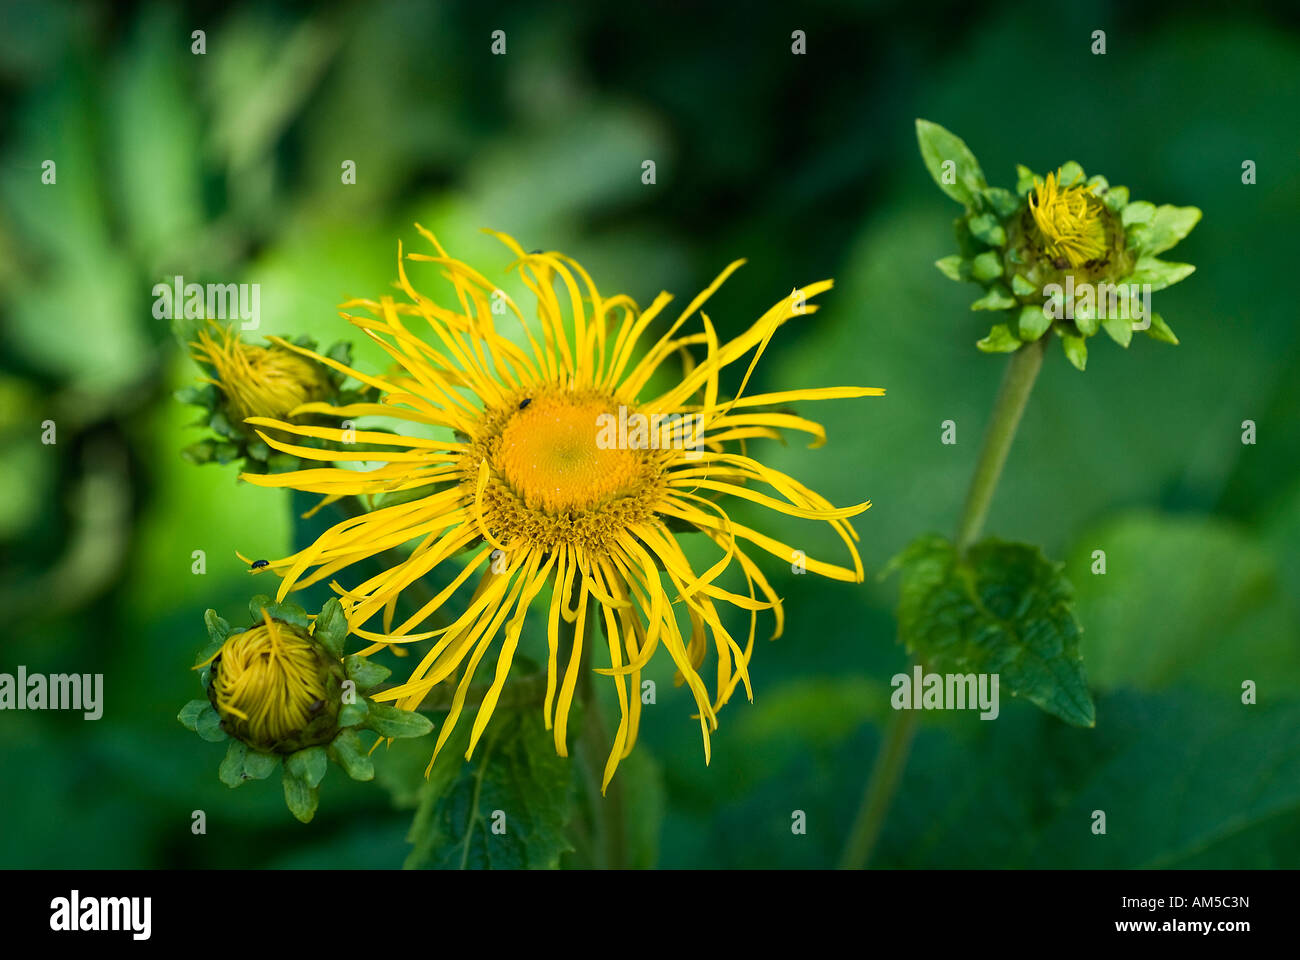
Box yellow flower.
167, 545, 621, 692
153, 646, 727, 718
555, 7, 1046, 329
208, 612, 337, 751
191, 323, 330, 425
1028, 170, 1109, 268
240, 228, 883, 789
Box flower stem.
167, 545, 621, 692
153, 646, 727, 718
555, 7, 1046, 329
954, 337, 1046, 553
839, 703, 919, 869
840, 338, 1046, 869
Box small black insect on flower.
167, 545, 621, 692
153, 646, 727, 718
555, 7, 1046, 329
518, 398, 532, 410
250, 559, 270, 570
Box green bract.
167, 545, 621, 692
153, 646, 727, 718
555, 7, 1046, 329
917, 119, 1200, 370
179, 595, 432, 823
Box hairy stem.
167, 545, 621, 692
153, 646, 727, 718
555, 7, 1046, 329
839, 704, 919, 869
840, 338, 1046, 869
954, 337, 1046, 552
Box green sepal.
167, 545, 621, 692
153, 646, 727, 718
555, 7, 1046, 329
1146, 313, 1179, 345
1056, 161, 1085, 186
1074, 304, 1101, 337
366, 703, 434, 739
1122, 256, 1196, 292
1102, 315, 1133, 348
248, 595, 311, 629
968, 213, 1006, 248
1016, 305, 1051, 341
1014, 164, 1040, 197
178, 699, 208, 732
1010, 273, 1037, 298
935, 255, 970, 282
312, 598, 348, 658
181, 441, 217, 465
916, 119, 987, 208
1101, 185, 1129, 212
971, 286, 1016, 311
338, 698, 370, 728
243, 749, 279, 780
344, 654, 391, 691
211, 442, 240, 465
1061, 332, 1088, 371
195, 703, 228, 742
1128, 204, 1201, 256
328, 729, 375, 782
287, 746, 329, 789
282, 767, 320, 823
976, 324, 1021, 353
971, 251, 1003, 283
174, 383, 217, 408
204, 609, 232, 647
219, 740, 248, 788
983, 186, 1020, 218
1121, 201, 1156, 227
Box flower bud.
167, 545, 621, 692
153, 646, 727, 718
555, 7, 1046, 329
207, 613, 344, 753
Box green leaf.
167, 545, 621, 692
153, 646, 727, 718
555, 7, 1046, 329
970, 286, 1016, 311
1060, 332, 1088, 370
367, 703, 434, 739
287, 746, 329, 789
934, 255, 969, 282
313, 598, 348, 658
282, 767, 319, 823
876, 690, 1300, 868
1073, 303, 1100, 337
1129, 204, 1201, 256
219, 740, 248, 788
915, 119, 987, 208
1122, 255, 1196, 292
404, 709, 576, 869
329, 729, 375, 782
1016, 305, 1050, 341
177, 699, 208, 732
344, 654, 391, 690
889, 535, 1095, 727
976, 324, 1021, 353
195, 703, 229, 742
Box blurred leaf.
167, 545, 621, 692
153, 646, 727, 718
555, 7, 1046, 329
877, 691, 1300, 868
1068, 512, 1300, 693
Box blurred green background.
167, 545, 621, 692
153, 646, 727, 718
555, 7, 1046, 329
2, 0, 1299, 868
